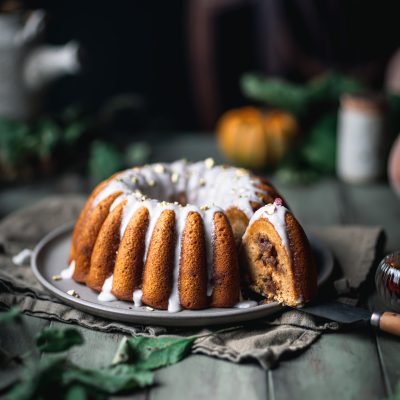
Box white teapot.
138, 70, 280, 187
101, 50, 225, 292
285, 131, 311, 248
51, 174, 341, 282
0, 9, 80, 121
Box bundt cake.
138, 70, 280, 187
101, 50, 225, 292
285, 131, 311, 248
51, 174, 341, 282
241, 198, 317, 306
62, 159, 317, 311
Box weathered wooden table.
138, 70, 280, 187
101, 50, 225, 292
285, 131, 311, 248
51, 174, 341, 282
1, 134, 399, 399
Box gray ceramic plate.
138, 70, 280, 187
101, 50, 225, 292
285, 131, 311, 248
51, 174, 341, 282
31, 224, 333, 327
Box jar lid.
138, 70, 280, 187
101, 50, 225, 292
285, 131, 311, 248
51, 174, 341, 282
340, 92, 386, 115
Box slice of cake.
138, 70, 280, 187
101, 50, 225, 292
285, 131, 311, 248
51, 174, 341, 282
241, 198, 317, 306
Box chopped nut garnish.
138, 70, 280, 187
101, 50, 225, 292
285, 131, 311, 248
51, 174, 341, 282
171, 173, 179, 183
131, 176, 138, 184
236, 168, 249, 177
67, 289, 79, 298
204, 157, 215, 169
134, 190, 143, 199
52, 275, 62, 281
200, 205, 210, 211
199, 178, 206, 187
148, 179, 156, 187
153, 164, 165, 174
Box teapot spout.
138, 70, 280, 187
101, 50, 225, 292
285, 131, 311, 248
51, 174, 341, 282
24, 41, 80, 90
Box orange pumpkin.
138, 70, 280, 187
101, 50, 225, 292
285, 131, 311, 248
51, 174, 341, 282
217, 107, 299, 168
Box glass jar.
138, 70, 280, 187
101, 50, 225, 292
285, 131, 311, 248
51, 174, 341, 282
375, 251, 400, 312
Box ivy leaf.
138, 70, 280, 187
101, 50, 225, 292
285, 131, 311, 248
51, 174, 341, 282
64, 384, 95, 400
5, 356, 67, 400
240, 71, 365, 117
301, 113, 337, 174
6, 357, 153, 399
112, 336, 195, 370
62, 364, 153, 394
0, 307, 21, 324
36, 327, 84, 353
89, 141, 124, 183
124, 142, 151, 166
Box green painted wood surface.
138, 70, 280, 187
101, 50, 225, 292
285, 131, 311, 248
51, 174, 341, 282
1, 136, 399, 399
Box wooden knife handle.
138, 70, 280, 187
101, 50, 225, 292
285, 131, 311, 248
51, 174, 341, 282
373, 312, 400, 336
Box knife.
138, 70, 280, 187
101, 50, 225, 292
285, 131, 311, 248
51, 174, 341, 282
298, 301, 400, 337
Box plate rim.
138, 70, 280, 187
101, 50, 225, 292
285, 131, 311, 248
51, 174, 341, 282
31, 223, 333, 326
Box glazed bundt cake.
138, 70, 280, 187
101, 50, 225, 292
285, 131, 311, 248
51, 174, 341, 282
241, 199, 317, 306
63, 159, 317, 311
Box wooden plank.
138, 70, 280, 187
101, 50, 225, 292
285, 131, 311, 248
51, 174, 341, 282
375, 331, 400, 398
276, 179, 342, 227
338, 182, 400, 252
271, 330, 387, 400
150, 354, 267, 400
342, 182, 399, 397
0, 313, 49, 391
369, 294, 400, 397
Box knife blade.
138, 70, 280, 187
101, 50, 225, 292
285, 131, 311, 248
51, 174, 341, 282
298, 301, 400, 336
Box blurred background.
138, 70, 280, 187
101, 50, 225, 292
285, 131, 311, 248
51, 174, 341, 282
1, 0, 400, 216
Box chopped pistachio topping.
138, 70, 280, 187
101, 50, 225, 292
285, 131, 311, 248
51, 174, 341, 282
153, 164, 165, 174
171, 173, 179, 183
52, 275, 62, 281
67, 289, 79, 298
236, 168, 249, 177
133, 190, 143, 199
265, 203, 276, 215
204, 157, 215, 169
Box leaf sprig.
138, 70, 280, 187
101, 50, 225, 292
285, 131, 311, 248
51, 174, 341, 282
2, 309, 236, 399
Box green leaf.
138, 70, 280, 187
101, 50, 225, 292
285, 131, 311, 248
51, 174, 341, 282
5, 357, 153, 399
64, 384, 93, 400
35, 118, 62, 159
240, 71, 365, 116
0, 307, 21, 324
241, 73, 311, 115
124, 142, 151, 166
89, 141, 124, 183
62, 364, 154, 394
301, 113, 337, 174
113, 336, 195, 370
36, 327, 84, 353
5, 356, 67, 400
64, 120, 88, 144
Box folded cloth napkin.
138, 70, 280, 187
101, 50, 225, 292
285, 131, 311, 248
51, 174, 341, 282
0, 196, 385, 368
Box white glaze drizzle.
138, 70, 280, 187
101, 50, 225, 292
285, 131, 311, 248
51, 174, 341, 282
12, 248, 32, 266
60, 260, 75, 279
168, 204, 198, 312
98, 274, 117, 302
244, 202, 290, 253
88, 159, 271, 312
234, 300, 258, 309
133, 289, 143, 307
